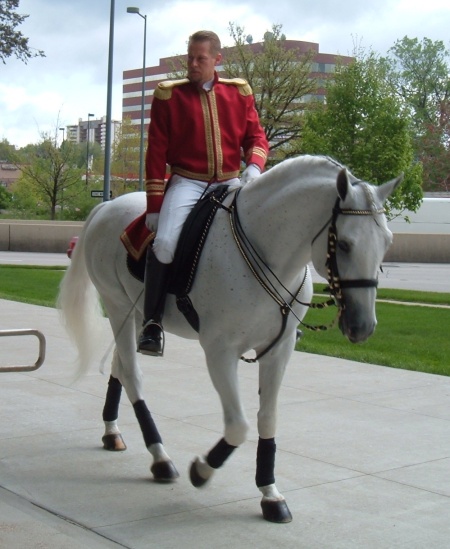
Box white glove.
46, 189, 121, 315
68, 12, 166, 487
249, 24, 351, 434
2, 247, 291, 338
145, 213, 159, 233
240, 163, 261, 186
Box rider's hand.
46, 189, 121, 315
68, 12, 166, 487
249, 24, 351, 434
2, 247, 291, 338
145, 213, 159, 233
240, 164, 261, 186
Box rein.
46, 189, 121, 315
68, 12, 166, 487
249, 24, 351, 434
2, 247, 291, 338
217, 189, 309, 363
217, 187, 385, 361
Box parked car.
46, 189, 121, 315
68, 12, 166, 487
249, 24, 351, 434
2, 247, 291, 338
66, 236, 78, 259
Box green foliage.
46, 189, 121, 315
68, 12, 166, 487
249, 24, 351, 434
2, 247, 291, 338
224, 23, 317, 164
0, 185, 12, 209
0, 138, 17, 161
10, 134, 84, 220
300, 51, 423, 217
386, 37, 450, 192
72, 140, 103, 171
0, 0, 45, 64
111, 116, 142, 182
388, 37, 450, 130
8, 177, 47, 218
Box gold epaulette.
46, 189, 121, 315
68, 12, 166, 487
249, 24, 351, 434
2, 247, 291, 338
218, 77, 253, 96
154, 78, 190, 100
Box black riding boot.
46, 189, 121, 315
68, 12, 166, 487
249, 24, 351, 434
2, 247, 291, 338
138, 249, 171, 356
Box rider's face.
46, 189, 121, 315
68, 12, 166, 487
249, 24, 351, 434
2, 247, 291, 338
187, 40, 221, 86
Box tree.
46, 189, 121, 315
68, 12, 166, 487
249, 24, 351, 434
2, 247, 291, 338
110, 116, 142, 192
0, 138, 17, 161
11, 131, 83, 219
223, 23, 317, 164
415, 122, 450, 192
0, 185, 12, 209
301, 51, 423, 217
387, 37, 450, 191
0, 0, 45, 64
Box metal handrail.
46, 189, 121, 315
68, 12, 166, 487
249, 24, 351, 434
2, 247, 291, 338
0, 329, 46, 372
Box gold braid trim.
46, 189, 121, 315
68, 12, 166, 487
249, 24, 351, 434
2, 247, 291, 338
154, 79, 189, 100
252, 147, 268, 161
218, 77, 253, 96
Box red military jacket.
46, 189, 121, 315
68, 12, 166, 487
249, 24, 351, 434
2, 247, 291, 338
145, 71, 269, 213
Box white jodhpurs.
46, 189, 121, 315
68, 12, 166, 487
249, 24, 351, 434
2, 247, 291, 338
153, 175, 239, 265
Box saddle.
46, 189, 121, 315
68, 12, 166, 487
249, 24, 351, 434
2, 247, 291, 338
120, 185, 232, 331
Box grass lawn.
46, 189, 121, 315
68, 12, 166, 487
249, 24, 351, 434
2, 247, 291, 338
298, 299, 450, 377
1, 265, 449, 377
0, 265, 66, 307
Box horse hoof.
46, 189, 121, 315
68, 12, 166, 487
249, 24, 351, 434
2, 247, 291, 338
189, 460, 209, 488
102, 434, 127, 451
150, 460, 180, 483
261, 499, 293, 523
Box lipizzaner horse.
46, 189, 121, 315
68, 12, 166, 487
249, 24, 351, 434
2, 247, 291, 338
58, 155, 402, 522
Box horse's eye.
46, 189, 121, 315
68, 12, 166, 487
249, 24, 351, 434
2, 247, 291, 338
338, 240, 351, 253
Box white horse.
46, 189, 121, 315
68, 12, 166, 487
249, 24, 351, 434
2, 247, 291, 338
58, 155, 402, 523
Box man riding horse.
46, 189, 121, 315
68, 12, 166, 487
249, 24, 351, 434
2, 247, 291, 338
139, 29, 269, 357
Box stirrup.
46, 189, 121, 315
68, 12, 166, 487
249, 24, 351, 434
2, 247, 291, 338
138, 321, 165, 357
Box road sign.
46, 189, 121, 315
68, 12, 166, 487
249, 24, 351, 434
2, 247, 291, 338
91, 190, 112, 198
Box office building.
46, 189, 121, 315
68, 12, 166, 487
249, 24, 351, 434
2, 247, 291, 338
122, 38, 353, 130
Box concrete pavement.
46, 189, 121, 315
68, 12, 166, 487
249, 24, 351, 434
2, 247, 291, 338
1, 288, 450, 547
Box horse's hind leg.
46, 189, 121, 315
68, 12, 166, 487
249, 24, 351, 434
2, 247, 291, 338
256, 340, 294, 523
101, 296, 179, 482
102, 358, 127, 451
132, 398, 179, 482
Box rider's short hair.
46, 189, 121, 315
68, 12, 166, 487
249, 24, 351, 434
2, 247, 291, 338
188, 30, 221, 55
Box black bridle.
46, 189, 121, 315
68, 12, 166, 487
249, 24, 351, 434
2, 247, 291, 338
324, 197, 384, 311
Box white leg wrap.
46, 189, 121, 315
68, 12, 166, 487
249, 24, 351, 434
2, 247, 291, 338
148, 442, 170, 462
259, 483, 284, 501
195, 455, 215, 481
104, 420, 120, 435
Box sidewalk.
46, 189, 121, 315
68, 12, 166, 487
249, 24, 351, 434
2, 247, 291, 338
1, 298, 450, 548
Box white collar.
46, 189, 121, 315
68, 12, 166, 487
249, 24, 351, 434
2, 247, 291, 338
202, 78, 214, 91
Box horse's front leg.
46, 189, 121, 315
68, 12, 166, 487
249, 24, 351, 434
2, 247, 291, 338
190, 349, 249, 487
256, 336, 295, 523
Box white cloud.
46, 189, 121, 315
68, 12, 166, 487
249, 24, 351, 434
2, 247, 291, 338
1, 0, 449, 147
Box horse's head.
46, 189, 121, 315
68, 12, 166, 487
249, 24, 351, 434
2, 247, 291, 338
312, 168, 403, 343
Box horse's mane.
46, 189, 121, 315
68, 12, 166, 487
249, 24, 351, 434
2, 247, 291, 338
253, 155, 386, 214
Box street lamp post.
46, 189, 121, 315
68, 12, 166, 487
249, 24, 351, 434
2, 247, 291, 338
127, 6, 147, 192
59, 127, 65, 219
104, 0, 115, 202
86, 113, 95, 186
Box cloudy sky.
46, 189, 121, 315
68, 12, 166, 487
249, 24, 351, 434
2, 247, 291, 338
1, 0, 449, 148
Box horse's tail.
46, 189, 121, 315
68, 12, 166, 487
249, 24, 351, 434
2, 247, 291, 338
57, 203, 107, 379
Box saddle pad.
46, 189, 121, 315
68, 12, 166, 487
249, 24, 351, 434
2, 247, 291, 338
121, 185, 231, 295
120, 213, 155, 261
169, 184, 230, 296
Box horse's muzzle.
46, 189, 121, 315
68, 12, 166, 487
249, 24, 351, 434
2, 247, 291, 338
339, 310, 376, 343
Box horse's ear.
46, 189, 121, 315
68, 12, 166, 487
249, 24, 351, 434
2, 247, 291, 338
377, 173, 404, 203
336, 168, 350, 201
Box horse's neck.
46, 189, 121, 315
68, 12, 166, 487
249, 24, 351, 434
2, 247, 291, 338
238, 169, 336, 280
